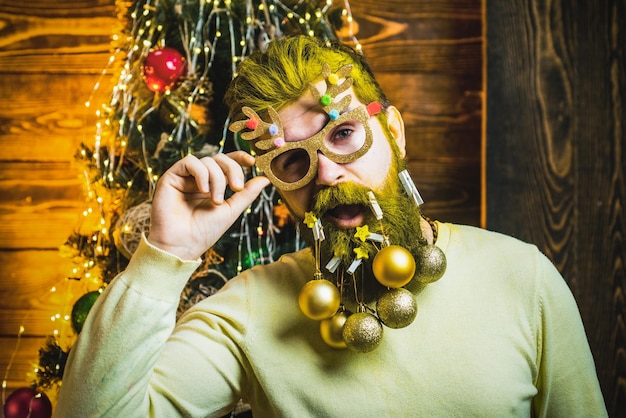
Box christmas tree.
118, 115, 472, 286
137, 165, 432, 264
2, 0, 361, 414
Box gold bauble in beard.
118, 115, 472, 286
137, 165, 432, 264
414, 244, 447, 284
376, 288, 418, 329
342, 311, 383, 353
372, 245, 416, 288
298, 279, 341, 320
320, 310, 351, 349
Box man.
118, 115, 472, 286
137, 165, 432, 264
55, 36, 607, 417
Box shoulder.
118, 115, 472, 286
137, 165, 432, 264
439, 222, 550, 266
441, 222, 535, 249
437, 222, 563, 295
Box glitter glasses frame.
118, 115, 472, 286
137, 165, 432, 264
254, 104, 377, 191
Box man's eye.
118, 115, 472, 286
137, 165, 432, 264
277, 149, 308, 170
282, 153, 302, 169
334, 127, 353, 142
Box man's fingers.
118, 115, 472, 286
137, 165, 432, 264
212, 153, 250, 192
197, 157, 228, 203
226, 175, 271, 216
226, 150, 256, 168
164, 155, 210, 193
161, 153, 264, 207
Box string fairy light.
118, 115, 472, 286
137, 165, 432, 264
29, 0, 361, 398
1, 325, 26, 403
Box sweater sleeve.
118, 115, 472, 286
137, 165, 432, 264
531, 252, 607, 417
53, 235, 223, 417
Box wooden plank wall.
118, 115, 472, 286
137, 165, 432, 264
0, 0, 482, 408
0, 0, 118, 399
486, 0, 625, 416
352, 0, 483, 226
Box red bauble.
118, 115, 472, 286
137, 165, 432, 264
142, 47, 187, 93
3, 387, 52, 418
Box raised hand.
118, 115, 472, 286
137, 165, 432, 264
147, 152, 271, 260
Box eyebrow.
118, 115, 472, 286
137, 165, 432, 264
283, 109, 329, 142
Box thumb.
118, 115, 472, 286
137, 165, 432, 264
227, 175, 272, 214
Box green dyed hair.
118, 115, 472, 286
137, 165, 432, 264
225, 35, 389, 119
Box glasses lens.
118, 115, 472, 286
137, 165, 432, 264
323, 118, 367, 156
270, 148, 311, 184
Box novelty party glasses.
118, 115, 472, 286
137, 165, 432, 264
229, 63, 384, 191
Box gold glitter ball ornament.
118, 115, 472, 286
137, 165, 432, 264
376, 288, 418, 329
342, 311, 383, 353
320, 310, 351, 349
372, 245, 416, 288
298, 279, 341, 320
414, 244, 447, 284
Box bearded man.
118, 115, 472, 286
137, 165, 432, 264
55, 36, 607, 417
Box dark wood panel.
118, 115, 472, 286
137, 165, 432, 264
355, 0, 482, 228
407, 160, 481, 226
352, 0, 481, 16
351, 0, 481, 42
486, 0, 626, 415
353, 0, 482, 74
365, 39, 482, 76
377, 73, 482, 163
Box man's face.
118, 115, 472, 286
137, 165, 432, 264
268, 83, 426, 297
274, 82, 405, 228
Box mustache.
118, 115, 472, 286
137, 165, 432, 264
311, 183, 373, 216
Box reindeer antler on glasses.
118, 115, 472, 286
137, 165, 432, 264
310, 63, 354, 120
228, 106, 285, 152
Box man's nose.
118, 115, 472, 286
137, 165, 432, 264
315, 152, 345, 187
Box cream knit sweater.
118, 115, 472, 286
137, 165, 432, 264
55, 223, 607, 417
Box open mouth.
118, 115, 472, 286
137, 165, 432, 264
324, 204, 368, 229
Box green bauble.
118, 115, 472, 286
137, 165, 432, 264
71, 290, 100, 334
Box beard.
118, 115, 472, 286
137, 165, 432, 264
298, 160, 427, 303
